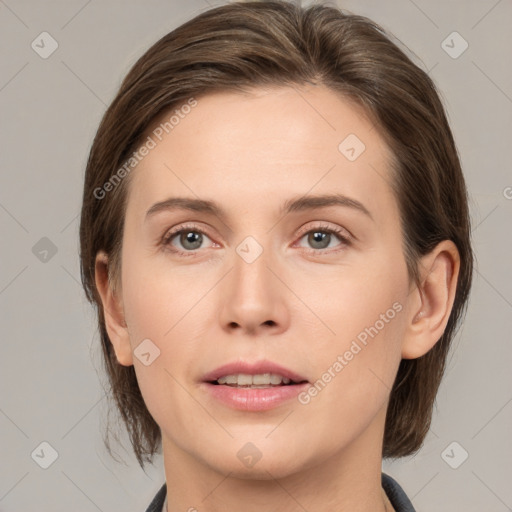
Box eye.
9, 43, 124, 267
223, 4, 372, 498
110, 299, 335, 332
162, 224, 214, 254
161, 222, 351, 257
296, 224, 351, 252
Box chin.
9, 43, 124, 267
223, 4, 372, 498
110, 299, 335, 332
202, 443, 320, 481
213, 458, 301, 481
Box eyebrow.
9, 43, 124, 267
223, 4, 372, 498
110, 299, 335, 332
145, 193, 373, 222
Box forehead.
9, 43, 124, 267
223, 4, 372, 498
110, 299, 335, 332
126, 84, 396, 221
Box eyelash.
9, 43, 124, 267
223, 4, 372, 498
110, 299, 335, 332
161, 223, 352, 257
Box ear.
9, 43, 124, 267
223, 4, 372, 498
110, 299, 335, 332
94, 251, 133, 366
401, 240, 460, 359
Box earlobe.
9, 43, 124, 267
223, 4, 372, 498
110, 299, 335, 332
401, 240, 460, 359
94, 251, 133, 366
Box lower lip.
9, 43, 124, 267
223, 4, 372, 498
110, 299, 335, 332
201, 382, 310, 411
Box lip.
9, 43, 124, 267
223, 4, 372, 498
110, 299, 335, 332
201, 360, 308, 384
201, 381, 310, 411
200, 360, 310, 412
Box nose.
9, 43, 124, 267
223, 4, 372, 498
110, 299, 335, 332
218, 240, 290, 336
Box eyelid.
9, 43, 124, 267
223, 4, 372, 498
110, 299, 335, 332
294, 222, 353, 242
161, 221, 353, 255
292, 222, 353, 254
161, 222, 215, 247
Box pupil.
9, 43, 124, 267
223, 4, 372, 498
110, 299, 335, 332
309, 231, 329, 249
179, 231, 331, 251
182, 231, 202, 250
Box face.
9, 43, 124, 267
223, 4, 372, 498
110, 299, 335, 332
113, 84, 413, 478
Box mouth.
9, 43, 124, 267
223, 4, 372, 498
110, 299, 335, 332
202, 360, 309, 387
207, 372, 308, 388
200, 360, 310, 411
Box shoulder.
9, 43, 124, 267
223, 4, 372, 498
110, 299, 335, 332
144, 482, 167, 512
382, 472, 416, 512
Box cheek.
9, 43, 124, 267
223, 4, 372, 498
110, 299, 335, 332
120, 255, 211, 418
296, 250, 409, 407
121, 250, 202, 341
296, 252, 407, 348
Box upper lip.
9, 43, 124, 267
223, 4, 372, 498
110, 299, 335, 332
202, 360, 309, 383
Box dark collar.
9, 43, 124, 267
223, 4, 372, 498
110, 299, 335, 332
145, 472, 416, 512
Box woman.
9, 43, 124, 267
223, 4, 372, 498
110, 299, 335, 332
79, 1, 473, 511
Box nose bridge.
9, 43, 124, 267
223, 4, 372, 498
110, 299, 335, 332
232, 234, 274, 304
219, 232, 288, 333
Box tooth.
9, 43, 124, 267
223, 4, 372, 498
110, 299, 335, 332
237, 374, 253, 386
252, 373, 271, 385
215, 373, 296, 386
270, 374, 282, 385
217, 375, 237, 385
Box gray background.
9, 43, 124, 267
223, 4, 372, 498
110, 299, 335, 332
0, 0, 511, 510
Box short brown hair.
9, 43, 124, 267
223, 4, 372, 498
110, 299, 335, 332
79, 0, 473, 468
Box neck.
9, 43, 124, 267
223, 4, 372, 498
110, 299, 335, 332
161, 406, 392, 512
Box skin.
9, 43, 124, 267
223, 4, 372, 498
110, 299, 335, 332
95, 84, 460, 512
